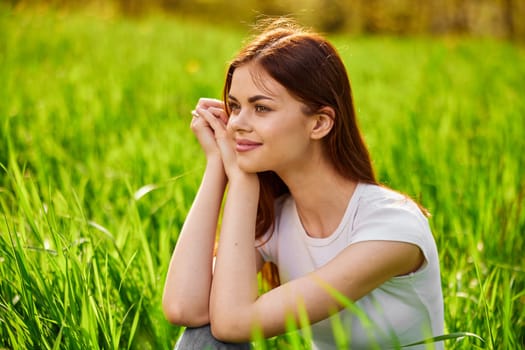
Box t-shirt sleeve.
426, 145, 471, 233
350, 196, 434, 263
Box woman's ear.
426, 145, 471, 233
310, 106, 335, 140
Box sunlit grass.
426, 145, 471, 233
1, 4, 524, 349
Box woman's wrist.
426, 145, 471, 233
228, 172, 259, 193
205, 154, 223, 168
204, 156, 227, 184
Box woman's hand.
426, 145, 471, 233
190, 98, 228, 161
194, 103, 253, 182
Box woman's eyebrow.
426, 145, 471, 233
248, 95, 274, 103
228, 94, 274, 103
227, 95, 239, 103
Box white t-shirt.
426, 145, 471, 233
257, 182, 444, 349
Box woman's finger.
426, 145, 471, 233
190, 109, 209, 129
191, 110, 201, 119
190, 109, 216, 138
197, 107, 226, 135
207, 106, 229, 124
196, 107, 237, 167
196, 98, 224, 111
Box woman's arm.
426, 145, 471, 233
162, 159, 226, 326
209, 173, 261, 337
211, 178, 423, 340
162, 99, 228, 327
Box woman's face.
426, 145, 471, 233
226, 63, 317, 175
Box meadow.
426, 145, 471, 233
0, 5, 524, 349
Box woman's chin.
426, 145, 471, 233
237, 160, 267, 174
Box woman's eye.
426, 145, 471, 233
228, 103, 240, 113
255, 105, 270, 113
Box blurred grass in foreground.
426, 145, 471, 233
1, 5, 524, 349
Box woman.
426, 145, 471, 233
163, 18, 444, 350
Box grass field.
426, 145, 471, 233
1, 5, 524, 349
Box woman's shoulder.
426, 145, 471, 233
351, 183, 432, 243
357, 183, 427, 219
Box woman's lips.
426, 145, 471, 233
235, 139, 262, 152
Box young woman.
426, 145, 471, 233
163, 19, 444, 350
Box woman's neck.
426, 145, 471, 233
278, 162, 358, 239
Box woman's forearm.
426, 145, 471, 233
209, 174, 260, 339
162, 158, 227, 326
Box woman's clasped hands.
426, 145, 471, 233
190, 98, 253, 183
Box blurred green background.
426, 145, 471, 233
1, 0, 524, 349
4, 0, 525, 41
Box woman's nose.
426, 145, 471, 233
227, 110, 252, 132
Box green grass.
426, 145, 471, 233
1, 5, 524, 349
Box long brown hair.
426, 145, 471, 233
223, 18, 378, 241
